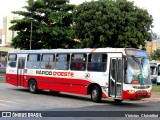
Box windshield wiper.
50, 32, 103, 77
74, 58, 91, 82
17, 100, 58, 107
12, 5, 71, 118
131, 55, 140, 66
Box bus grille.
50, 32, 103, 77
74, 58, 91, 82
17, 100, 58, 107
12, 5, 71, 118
133, 86, 150, 89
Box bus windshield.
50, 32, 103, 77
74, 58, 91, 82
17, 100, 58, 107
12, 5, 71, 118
125, 56, 150, 84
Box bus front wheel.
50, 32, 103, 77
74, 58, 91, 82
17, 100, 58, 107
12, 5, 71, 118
29, 79, 37, 94
91, 86, 102, 103
114, 99, 122, 103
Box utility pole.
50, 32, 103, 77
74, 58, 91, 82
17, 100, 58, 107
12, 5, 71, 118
30, 20, 32, 50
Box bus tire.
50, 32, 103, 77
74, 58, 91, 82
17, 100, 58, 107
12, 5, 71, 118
114, 99, 122, 103
29, 79, 38, 94
91, 86, 102, 103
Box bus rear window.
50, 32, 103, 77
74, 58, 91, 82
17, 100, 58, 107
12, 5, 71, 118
8, 54, 17, 68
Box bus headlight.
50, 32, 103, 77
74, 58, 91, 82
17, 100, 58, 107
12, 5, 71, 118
127, 90, 135, 94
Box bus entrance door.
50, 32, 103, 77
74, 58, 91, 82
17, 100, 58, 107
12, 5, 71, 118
17, 57, 26, 86
109, 56, 123, 99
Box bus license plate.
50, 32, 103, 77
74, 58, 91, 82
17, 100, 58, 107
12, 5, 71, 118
136, 90, 147, 96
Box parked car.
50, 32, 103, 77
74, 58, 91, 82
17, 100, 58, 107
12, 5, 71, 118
150, 62, 157, 84
150, 62, 160, 85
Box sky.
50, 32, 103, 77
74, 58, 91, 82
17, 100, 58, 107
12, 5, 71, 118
0, 0, 160, 34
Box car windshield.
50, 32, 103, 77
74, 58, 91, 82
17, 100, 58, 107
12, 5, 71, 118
125, 56, 150, 84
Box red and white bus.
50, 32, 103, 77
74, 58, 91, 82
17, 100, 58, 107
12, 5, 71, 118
6, 48, 152, 102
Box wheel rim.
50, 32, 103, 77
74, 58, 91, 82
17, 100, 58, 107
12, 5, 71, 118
92, 89, 98, 100
30, 81, 36, 92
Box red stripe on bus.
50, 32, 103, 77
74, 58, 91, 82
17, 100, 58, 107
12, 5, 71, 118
6, 74, 91, 95
90, 48, 97, 53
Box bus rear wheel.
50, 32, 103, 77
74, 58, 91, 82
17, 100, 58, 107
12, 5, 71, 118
91, 86, 102, 103
29, 79, 37, 93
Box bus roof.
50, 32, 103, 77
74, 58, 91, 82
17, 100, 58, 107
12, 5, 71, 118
7, 48, 143, 54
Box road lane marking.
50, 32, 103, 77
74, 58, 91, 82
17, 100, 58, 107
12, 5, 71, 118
14, 99, 27, 102
0, 100, 17, 103
0, 103, 9, 106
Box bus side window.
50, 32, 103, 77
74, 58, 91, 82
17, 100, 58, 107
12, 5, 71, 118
55, 54, 70, 70
26, 54, 41, 69
87, 53, 107, 72
8, 54, 17, 68
70, 54, 86, 71
41, 54, 55, 69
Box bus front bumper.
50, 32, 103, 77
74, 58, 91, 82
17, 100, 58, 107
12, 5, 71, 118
122, 90, 151, 100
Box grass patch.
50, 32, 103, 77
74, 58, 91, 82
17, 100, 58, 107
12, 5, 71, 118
0, 73, 5, 76
152, 84, 160, 92
0, 80, 5, 83
0, 71, 5, 83
0, 71, 5, 76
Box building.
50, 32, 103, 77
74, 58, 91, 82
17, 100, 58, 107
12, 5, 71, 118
0, 14, 19, 65
146, 40, 157, 56
2, 14, 18, 46
146, 39, 160, 58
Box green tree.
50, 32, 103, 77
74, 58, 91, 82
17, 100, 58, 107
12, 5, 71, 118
73, 0, 153, 49
150, 49, 160, 61
10, 0, 76, 50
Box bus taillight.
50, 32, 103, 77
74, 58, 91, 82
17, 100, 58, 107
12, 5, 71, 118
131, 80, 140, 84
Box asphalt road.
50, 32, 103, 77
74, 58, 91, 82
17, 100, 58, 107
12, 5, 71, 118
0, 83, 160, 120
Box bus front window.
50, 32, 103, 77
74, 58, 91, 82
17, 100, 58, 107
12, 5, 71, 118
142, 58, 150, 84
125, 57, 150, 84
